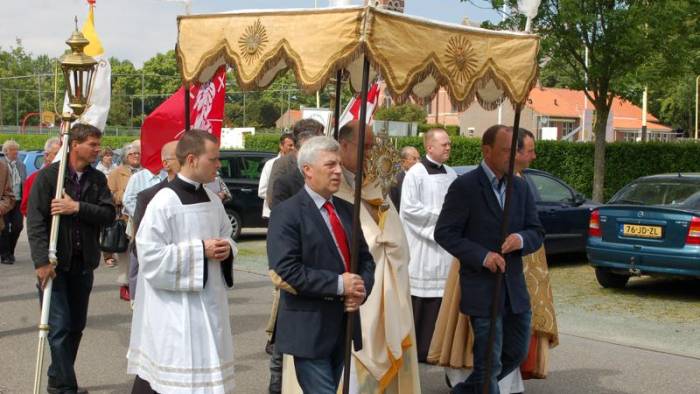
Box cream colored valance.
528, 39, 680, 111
176, 6, 539, 110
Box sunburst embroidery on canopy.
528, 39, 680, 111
238, 19, 269, 64
444, 35, 478, 85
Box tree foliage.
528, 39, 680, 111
0, 44, 358, 131
472, 0, 698, 202
374, 103, 427, 122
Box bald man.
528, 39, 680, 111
389, 146, 420, 210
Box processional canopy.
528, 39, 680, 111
176, 5, 539, 111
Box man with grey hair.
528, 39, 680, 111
264, 118, 324, 394
268, 135, 375, 394
389, 145, 420, 209
21, 137, 61, 217
1, 139, 26, 264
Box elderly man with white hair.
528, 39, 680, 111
20, 137, 61, 217
107, 140, 142, 300
268, 135, 375, 394
1, 139, 26, 264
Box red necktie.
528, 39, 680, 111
323, 201, 351, 272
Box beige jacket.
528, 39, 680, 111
0, 161, 17, 231
107, 164, 135, 212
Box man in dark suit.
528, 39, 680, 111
434, 125, 544, 394
265, 119, 324, 394
267, 136, 375, 394
267, 118, 324, 210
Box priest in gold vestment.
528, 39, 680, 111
427, 127, 558, 391
281, 121, 420, 393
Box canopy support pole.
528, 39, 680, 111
482, 104, 523, 394
342, 56, 370, 394
333, 69, 343, 140
184, 83, 191, 131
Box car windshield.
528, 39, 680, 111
611, 179, 700, 206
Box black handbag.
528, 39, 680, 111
100, 219, 129, 253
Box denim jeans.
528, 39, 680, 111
293, 341, 345, 394
42, 261, 94, 393
452, 309, 532, 394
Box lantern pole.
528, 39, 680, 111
33, 19, 98, 394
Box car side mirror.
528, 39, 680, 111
572, 193, 586, 206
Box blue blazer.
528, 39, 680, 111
267, 187, 376, 359
434, 165, 544, 317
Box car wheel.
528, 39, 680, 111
594, 267, 630, 289
226, 210, 242, 240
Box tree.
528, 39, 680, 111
109, 58, 139, 126
473, 0, 696, 202
374, 103, 427, 122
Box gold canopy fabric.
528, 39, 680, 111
177, 6, 540, 110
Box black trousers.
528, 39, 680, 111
0, 204, 23, 258
411, 296, 443, 362
132, 375, 159, 394
41, 259, 94, 394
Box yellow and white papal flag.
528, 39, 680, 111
62, 1, 111, 131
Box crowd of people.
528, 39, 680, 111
9, 117, 558, 394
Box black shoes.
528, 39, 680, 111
47, 386, 88, 394
0, 255, 14, 264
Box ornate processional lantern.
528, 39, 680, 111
33, 18, 99, 394
60, 17, 98, 120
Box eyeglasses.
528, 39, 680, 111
128, 152, 141, 156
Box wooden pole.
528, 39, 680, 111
482, 104, 523, 394
342, 56, 370, 394
184, 83, 191, 131
333, 69, 343, 140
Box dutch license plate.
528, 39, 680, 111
622, 224, 663, 239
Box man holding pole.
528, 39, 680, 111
434, 125, 544, 394
27, 123, 115, 394
267, 136, 375, 394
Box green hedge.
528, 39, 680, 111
246, 133, 700, 201
0, 134, 138, 151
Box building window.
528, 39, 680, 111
561, 122, 575, 136
622, 131, 639, 142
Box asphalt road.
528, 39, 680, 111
1, 231, 700, 393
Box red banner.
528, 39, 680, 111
140, 67, 226, 174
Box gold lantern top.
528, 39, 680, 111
60, 17, 98, 119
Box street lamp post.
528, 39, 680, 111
32, 19, 98, 394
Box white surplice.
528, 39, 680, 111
128, 185, 238, 394
399, 162, 457, 298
